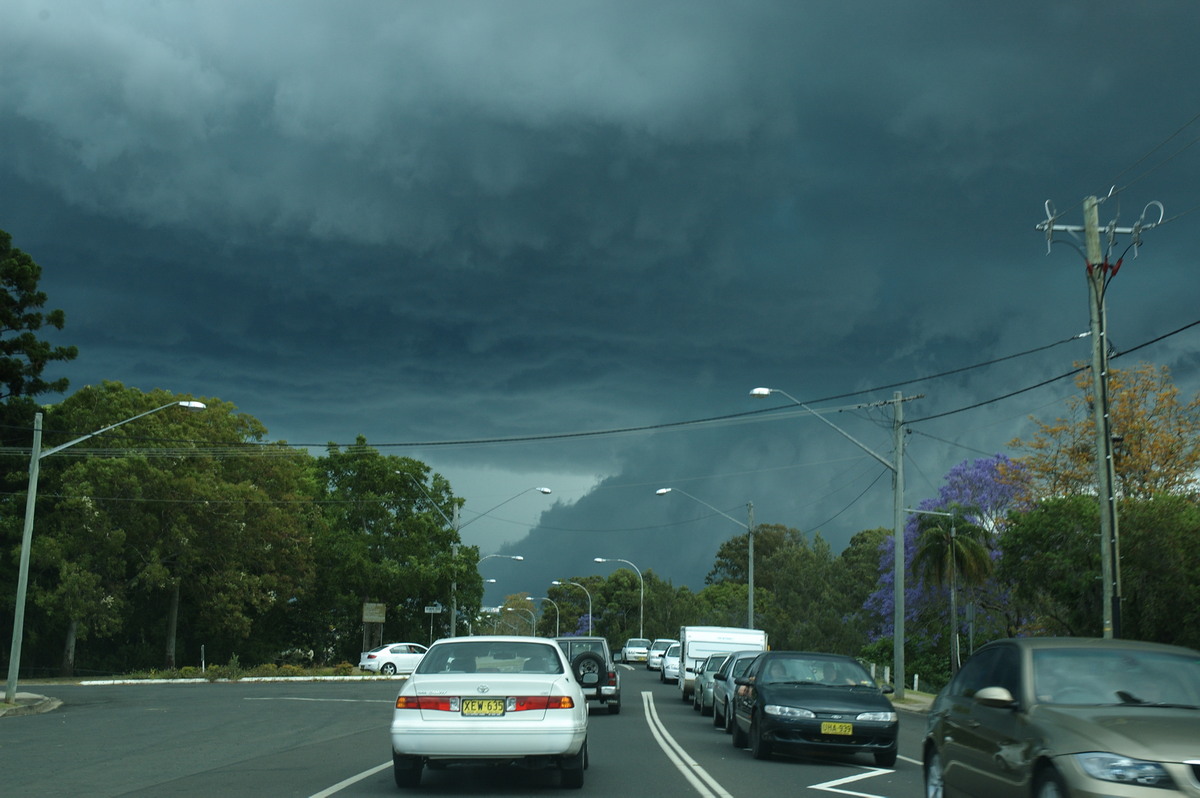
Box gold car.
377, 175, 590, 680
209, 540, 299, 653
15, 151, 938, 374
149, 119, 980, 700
924, 637, 1200, 797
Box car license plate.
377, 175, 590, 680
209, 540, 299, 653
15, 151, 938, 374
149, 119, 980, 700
821, 721, 853, 735
461, 699, 505, 716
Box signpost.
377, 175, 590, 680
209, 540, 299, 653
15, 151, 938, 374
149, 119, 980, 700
425, 602, 444, 643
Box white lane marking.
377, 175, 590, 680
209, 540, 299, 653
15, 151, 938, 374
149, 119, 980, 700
307, 761, 391, 798
810, 768, 892, 797
641, 691, 734, 798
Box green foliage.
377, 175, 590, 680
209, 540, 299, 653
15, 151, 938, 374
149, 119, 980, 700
0, 229, 78, 402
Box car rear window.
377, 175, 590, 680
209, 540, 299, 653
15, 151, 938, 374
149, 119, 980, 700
416, 642, 564, 675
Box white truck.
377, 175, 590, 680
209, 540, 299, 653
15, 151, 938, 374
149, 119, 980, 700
676, 625, 768, 700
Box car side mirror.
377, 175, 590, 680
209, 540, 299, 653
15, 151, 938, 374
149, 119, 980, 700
881, 684, 894, 695
974, 686, 1017, 709
734, 676, 751, 686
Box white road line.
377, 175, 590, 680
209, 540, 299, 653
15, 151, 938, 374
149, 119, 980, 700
641, 691, 734, 798
810, 768, 892, 797
307, 761, 391, 798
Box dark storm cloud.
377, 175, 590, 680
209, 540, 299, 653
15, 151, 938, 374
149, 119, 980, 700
3, 1, 1198, 601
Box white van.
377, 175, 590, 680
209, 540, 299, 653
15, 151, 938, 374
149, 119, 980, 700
676, 626, 768, 699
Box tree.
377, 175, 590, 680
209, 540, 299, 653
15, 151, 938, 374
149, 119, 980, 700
0, 229, 79, 404
911, 508, 991, 671
1011, 362, 1200, 499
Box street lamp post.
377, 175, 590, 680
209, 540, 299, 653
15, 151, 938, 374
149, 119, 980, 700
552, 580, 592, 635
751, 386, 912, 699
6, 400, 207, 704
655, 488, 755, 629
594, 557, 644, 639
403, 475, 549, 637
527, 596, 560, 637
507, 607, 537, 635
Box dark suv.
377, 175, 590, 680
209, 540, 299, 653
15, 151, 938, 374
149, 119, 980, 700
555, 636, 621, 714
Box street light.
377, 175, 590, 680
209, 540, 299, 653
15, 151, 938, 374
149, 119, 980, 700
594, 557, 644, 639
527, 596, 560, 637
655, 488, 755, 630
6, 400, 207, 704
480, 554, 524, 564
506, 607, 537, 635
751, 386, 911, 699
402, 475, 550, 637
552, 580, 593, 635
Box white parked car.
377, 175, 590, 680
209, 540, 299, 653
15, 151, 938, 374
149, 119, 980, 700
359, 642, 428, 675
390, 636, 589, 788
661, 643, 682, 684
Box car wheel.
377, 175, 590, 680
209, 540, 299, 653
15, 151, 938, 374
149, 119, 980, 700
924, 750, 945, 798
392, 753, 422, 788
701, 695, 713, 717
731, 712, 748, 748
1034, 767, 1068, 798
713, 699, 723, 727
607, 701, 621, 715
874, 747, 898, 768
561, 741, 586, 789
570, 651, 606, 683
380, 662, 397, 676
723, 700, 734, 734
750, 714, 772, 760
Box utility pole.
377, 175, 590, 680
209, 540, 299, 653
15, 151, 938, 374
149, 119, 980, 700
746, 501, 755, 629
1037, 193, 1163, 638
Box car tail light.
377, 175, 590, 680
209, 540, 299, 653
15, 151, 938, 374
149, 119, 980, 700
508, 696, 577, 711
396, 695, 576, 711
395, 695, 459, 711
607, 671, 617, 687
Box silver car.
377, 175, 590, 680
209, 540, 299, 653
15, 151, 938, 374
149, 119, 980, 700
712, 650, 762, 733
692, 652, 731, 716
647, 638, 677, 671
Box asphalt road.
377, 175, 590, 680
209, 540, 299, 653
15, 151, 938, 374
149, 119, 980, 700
1, 667, 929, 797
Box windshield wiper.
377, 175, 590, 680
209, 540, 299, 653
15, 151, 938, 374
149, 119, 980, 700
1116, 690, 1200, 710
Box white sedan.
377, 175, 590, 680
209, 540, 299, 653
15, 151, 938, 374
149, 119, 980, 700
359, 642, 428, 675
661, 643, 682, 683
390, 636, 590, 789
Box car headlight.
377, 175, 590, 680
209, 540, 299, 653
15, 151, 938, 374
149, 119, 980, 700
855, 710, 898, 722
764, 704, 815, 718
1074, 753, 1174, 788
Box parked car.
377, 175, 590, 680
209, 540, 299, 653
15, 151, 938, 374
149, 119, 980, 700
732, 650, 897, 767
360, 642, 428, 675
692, 652, 731, 715
661, 643, 682, 684
389, 636, 589, 788
924, 636, 1200, 798
619, 637, 651, 664
713, 650, 762, 733
647, 638, 677, 671
555, 636, 621, 714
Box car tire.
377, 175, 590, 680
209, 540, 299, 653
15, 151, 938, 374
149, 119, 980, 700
392, 753, 422, 788
924, 750, 945, 798
1034, 767, 1068, 798
731, 713, 747, 748
701, 696, 713, 717
570, 651, 606, 684
713, 699, 723, 727
750, 714, 772, 760
561, 741, 586, 789
723, 700, 734, 734
874, 747, 898, 768
607, 701, 620, 715
380, 662, 397, 676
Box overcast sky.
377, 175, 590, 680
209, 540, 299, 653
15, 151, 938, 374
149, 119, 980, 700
4, 1, 1198, 608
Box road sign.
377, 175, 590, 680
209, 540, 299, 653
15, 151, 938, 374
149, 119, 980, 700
424, 603, 444, 614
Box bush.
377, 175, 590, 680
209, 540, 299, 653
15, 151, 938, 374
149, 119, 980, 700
333, 661, 354, 676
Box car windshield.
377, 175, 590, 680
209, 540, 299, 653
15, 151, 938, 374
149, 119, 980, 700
415, 641, 564, 675
760, 656, 874, 686
628, 639, 650, 648
1033, 648, 1200, 706
666, 645, 680, 656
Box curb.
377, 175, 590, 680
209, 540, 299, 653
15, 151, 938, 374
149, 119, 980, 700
0, 693, 62, 718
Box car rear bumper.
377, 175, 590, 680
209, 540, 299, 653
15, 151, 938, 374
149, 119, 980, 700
391, 721, 587, 758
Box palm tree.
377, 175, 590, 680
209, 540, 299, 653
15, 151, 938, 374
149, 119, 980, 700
912, 507, 992, 672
